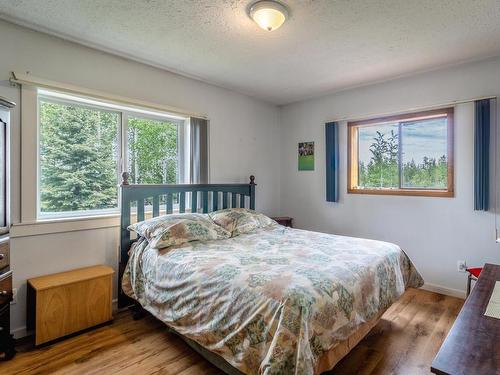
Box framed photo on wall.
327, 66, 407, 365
298, 142, 314, 171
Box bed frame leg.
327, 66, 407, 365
130, 302, 146, 320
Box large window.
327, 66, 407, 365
38, 90, 187, 218
348, 108, 454, 197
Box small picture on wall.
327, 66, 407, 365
298, 142, 314, 171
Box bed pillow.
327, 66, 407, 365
128, 213, 231, 249
208, 208, 277, 236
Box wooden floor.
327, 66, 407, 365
0, 289, 463, 375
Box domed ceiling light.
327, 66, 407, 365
249, 1, 289, 32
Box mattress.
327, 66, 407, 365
122, 225, 423, 375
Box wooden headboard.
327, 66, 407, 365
118, 173, 256, 308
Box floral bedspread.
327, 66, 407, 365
122, 226, 423, 375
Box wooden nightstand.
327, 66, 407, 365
27, 265, 114, 345
272, 216, 293, 227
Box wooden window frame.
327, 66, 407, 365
347, 107, 454, 197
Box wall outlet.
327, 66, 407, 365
10, 288, 17, 305
457, 260, 467, 273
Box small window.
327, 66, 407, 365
348, 108, 454, 197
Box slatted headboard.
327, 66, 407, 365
118, 173, 256, 308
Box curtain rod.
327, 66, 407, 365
9, 72, 208, 120
326, 95, 497, 124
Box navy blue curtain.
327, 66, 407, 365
474, 99, 490, 211
325, 122, 339, 202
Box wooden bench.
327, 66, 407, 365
27, 265, 114, 345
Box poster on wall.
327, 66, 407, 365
298, 142, 314, 171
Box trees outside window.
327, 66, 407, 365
127, 116, 178, 185
348, 108, 453, 197
38, 92, 184, 218
39, 100, 119, 214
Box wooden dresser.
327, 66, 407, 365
0, 237, 15, 360
27, 265, 114, 345
431, 263, 500, 375
0, 96, 15, 360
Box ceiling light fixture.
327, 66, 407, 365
249, 1, 288, 32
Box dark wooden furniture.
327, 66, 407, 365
466, 266, 483, 297
0, 97, 16, 361
0, 238, 14, 361
0, 95, 15, 361
271, 216, 293, 227
431, 263, 500, 375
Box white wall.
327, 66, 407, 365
0, 20, 281, 335
279, 57, 500, 297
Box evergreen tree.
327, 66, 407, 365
360, 130, 399, 188
401, 155, 447, 188
358, 129, 448, 190
39, 101, 180, 214
39, 101, 118, 212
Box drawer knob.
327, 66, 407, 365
0, 291, 8, 296
0, 253, 4, 260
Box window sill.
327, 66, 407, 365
347, 188, 454, 198
10, 214, 120, 238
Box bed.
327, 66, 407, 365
118, 174, 423, 375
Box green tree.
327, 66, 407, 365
359, 130, 399, 188
358, 129, 447, 189
402, 155, 447, 188
39, 101, 119, 212
128, 117, 178, 184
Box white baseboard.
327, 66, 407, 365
11, 325, 30, 339
11, 298, 119, 339
421, 283, 466, 299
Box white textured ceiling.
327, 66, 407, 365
1, 0, 500, 105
